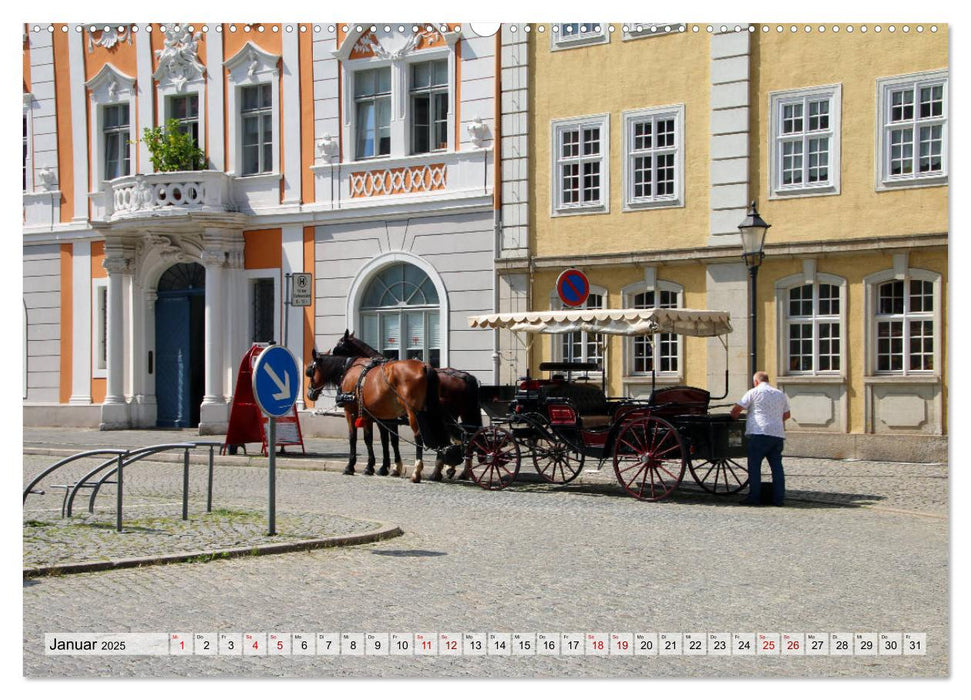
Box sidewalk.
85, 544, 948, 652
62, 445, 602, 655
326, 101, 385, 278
22, 427, 401, 577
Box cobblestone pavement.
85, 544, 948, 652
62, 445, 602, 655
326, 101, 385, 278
22, 429, 949, 679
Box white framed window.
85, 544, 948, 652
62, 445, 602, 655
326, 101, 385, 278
622, 281, 683, 377
551, 23, 609, 50
92, 279, 108, 378
410, 60, 449, 155
865, 269, 940, 376
623, 23, 684, 40
85, 64, 137, 186
877, 70, 947, 189
550, 288, 606, 374
360, 263, 441, 367
166, 93, 200, 147
225, 42, 281, 178
240, 84, 273, 175
336, 28, 460, 163
23, 92, 34, 191
551, 114, 609, 215
776, 273, 846, 377
103, 103, 131, 180
23, 108, 31, 191
769, 85, 841, 198
355, 67, 392, 159
623, 105, 684, 209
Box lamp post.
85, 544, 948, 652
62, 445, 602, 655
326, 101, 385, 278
738, 201, 771, 379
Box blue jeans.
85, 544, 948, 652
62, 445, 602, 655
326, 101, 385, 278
746, 434, 785, 505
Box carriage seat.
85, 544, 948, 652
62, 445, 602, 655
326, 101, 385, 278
540, 382, 612, 427
648, 385, 710, 418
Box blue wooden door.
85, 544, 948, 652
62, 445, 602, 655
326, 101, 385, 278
155, 295, 191, 427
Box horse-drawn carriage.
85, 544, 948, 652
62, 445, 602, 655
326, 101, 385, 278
307, 307, 748, 501
463, 308, 749, 501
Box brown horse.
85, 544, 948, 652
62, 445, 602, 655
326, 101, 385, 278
306, 349, 450, 483
331, 330, 482, 480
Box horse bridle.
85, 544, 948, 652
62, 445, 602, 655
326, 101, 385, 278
305, 354, 356, 402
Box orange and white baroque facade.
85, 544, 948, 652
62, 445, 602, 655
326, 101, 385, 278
22, 22, 499, 433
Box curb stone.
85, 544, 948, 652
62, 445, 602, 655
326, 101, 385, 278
23, 523, 403, 578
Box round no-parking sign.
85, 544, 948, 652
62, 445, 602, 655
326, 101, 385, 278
556, 268, 590, 307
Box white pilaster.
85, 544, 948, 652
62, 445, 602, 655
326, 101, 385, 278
282, 29, 301, 204
281, 225, 305, 409
136, 26, 154, 174
223, 243, 246, 402
69, 240, 92, 404
201, 246, 225, 405
68, 26, 89, 222
100, 251, 132, 429
708, 28, 751, 243
207, 27, 225, 171
200, 243, 228, 434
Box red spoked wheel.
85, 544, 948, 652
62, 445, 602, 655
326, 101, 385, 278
612, 416, 686, 501
689, 457, 749, 494
465, 426, 521, 490
530, 435, 585, 485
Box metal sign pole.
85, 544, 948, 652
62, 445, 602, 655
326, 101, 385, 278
268, 416, 277, 536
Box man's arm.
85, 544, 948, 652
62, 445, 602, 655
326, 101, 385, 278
730, 404, 744, 420
783, 411, 791, 422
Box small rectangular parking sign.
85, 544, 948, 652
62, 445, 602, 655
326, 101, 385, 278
291, 273, 312, 307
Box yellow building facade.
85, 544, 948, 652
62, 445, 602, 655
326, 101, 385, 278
496, 24, 947, 460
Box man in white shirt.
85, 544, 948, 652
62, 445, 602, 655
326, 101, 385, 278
730, 371, 791, 506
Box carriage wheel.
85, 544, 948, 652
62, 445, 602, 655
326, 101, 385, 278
465, 426, 521, 490
612, 416, 686, 501
689, 457, 749, 494
530, 436, 585, 484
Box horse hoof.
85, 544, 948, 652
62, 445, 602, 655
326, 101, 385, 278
343, 467, 355, 476
391, 470, 401, 478
377, 467, 389, 476
364, 467, 375, 476
445, 467, 456, 480
430, 472, 443, 482
411, 475, 422, 484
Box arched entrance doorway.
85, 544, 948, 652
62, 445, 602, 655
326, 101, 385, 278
155, 262, 205, 427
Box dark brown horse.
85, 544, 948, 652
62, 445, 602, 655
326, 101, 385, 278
306, 350, 450, 483
332, 330, 482, 480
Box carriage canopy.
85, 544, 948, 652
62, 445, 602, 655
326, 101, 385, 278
467, 308, 732, 337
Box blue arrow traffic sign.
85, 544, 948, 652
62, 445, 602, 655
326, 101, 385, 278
252, 345, 300, 418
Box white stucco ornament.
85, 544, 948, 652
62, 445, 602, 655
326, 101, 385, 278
154, 24, 205, 93
37, 168, 57, 190
467, 117, 490, 148
315, 134, 340, 164
87, 25, 133, 53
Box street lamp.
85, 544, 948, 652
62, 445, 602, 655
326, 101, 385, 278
738, 201, 771, 379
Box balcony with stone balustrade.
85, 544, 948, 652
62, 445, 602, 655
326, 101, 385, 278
90, 171, 239, 227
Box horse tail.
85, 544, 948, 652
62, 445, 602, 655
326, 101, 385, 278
462, 372, 483, 428
416, 364, 450, 450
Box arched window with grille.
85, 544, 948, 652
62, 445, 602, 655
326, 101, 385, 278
865, 269, 940, 375
622, 281, 683, 377
775, 272, 846, 377
359, 263, 441, 367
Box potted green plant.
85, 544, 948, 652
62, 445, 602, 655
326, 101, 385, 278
141, 118, 207, 172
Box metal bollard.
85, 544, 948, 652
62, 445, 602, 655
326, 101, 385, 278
207, 445, 214, 513
116, 453, 124, 532
182, 448, 190, 521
